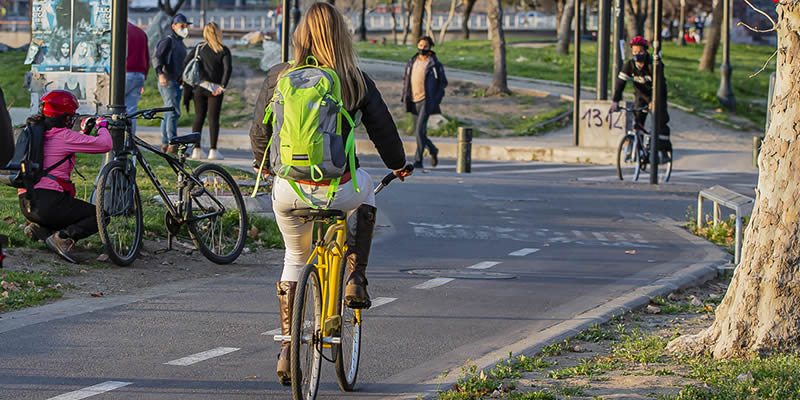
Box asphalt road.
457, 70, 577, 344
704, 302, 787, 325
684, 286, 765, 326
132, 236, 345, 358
0, 156, 757, 400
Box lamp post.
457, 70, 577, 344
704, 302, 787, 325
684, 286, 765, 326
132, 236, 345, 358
291, 0, 301, 32
678, 0, 686, 45
573, 0, 581, 147
650, 0, 663, 184
597, 0, 611, 99
281, 0, 290, 63
717, 0, 735, 111
360, 0, 367, 41
109, 0, 127, 155
611, 0, 624, 89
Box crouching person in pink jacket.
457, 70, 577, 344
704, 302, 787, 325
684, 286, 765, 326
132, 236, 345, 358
19, 90, 112, 263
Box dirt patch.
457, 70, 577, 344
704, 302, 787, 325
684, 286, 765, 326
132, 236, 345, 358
0, 239, 283, 305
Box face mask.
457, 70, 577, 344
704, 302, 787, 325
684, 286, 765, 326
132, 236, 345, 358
633, 53, 649, 63
176, 27, 189, 38
418, 49, 430, 56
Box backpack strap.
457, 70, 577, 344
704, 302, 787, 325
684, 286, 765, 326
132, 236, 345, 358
251, 107, 274, 198
41, 154, 73, 176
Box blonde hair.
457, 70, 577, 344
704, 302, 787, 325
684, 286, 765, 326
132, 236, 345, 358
289, 2, 366, 110
203, 22, 224, 53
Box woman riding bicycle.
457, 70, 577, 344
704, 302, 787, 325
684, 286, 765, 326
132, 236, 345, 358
248, 2, 412, 385
19, 90, 112, 263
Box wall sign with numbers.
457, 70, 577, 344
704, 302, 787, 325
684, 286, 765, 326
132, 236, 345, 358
578, 100, 631, 148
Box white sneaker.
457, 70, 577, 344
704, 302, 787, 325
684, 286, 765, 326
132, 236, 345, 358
208, 149, 224, 160
190, 147, 207, 160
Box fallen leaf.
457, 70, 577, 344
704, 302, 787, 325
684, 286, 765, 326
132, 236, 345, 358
27, 280, 35, 287
79, 269, 88, 274
1, 291, 8, 298
1, 281, 19, 291
248, 226, 259, 239
96, 254, 109, 262
479, 370, 486, 381
667, 292, 679, 301
646, 305, 661, 314
709, 293, 721, 299
625, 250, 637, 255
704, 305, 714, 312
243, 247, 251, 253
691, 297, 703, 307
737, 371, 754, 381
90, 291, 104, 297
84, 242, 93, 249
2, 216, 13, 224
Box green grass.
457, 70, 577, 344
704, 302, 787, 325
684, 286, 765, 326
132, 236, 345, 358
0, 152, 283, 251
493, 101, 572, 136
355, 40, 775, 127
612, 328, 668, 363
685, 206, 747, 256
0, 52, 32, 109
0, 269, 63, 311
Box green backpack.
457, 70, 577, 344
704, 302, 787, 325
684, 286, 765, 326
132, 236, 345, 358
253, 57, 359, 209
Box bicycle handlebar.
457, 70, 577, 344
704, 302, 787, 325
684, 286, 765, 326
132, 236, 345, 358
127, 106, 175, 120
619, 106, 648, 112
374, 164, 414, 195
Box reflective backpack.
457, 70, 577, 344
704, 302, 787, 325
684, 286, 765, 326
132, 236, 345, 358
254, 57, 358, 209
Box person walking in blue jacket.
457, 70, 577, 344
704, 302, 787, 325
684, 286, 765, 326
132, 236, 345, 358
154, 13, 190, 153
402, 36, 447, 168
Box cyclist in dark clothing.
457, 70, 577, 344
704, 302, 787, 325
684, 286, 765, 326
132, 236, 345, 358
611, 36, 672, 159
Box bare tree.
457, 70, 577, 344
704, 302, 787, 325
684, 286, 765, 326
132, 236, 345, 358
158, 0, 186, 16
556, 0, 575, 54
391, 0, 398, 43
402, 0, 413, 44
425, 0, 434, 38
667, 1, 800, 359
698, 0, 723, 72
486, 0, 510, 95
439, 0, 463, 44
411, 0, 426, 42
625, 0, 650, 40
461, 0, 477, 39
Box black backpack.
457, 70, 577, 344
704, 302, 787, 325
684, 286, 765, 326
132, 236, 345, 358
0, 122, 72, 193
0, 87, 13, 168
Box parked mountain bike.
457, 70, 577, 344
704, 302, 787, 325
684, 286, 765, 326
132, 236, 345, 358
272, 165, 412, 400
94, 107, 248, 266
616, 106, 673, 183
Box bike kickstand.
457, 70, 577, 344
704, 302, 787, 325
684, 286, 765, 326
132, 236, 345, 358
154, 232, 175, 255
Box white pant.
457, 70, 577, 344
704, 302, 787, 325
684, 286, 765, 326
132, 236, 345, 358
272, 168, 375, 282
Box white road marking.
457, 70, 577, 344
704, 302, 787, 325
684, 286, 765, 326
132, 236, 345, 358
572, 230, 588, 240
164, 347, 240, 366
47, 381, 132, 400
475, 166, 614, 175
612, 233, 627, 241
437, 162, 547, 169
592, 232, 608, 241
370, 297, 398, 308
629, 233, 648, 243
413, 278, 455, 290
467, 261, 502, 269
509, 248, 540, 256
262, 328, 282, 336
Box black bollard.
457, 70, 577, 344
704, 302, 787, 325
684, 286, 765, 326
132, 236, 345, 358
457, 127, 472, 173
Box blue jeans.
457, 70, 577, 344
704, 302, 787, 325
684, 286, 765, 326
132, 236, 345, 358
157, 80, 182, 145
125, 72, 146, 135
413, 100, 438, 165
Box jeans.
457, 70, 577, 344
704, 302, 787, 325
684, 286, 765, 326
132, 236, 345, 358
413, 100, 438, 165
271, 169, 375, 282
125, 72, 146, 135
157, 80, 182, 145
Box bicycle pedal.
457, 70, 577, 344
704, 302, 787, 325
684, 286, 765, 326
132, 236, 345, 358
323, 315, 341, 336
273, 334, 291, 342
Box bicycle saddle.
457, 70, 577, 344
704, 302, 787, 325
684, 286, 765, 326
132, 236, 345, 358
169, 133, 201, 145
289, 209, 345, 219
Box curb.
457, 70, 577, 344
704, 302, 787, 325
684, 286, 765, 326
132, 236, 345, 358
404, 216, 730, 400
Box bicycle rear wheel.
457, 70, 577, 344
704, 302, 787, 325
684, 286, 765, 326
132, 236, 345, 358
186, 163, 248, 264
335, 257, 361, 391
616, 135, 636, 181
291, 264, 323, 400
662, 150, 673, 183
96, 160, 143, 266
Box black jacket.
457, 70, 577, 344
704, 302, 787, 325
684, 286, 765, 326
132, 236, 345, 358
249, 63, 406, 173
611, 57, 668, 107
0, 88, 13, 167
154, 32, 187, 82
402, 53, 447, 115
183, 43, 233, 88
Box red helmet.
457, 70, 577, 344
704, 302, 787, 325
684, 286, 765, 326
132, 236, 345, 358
629, 36, 649, 49
39, 90, 79, 117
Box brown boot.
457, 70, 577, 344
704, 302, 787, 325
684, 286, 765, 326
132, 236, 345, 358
344, 204, 376, 309
276, 281, 297, 386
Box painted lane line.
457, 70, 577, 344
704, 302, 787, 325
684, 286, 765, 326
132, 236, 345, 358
592, 232, 608, 241
262, 328, 282, 336
467, 261, 502, 270
572, 230, 588, 240
47, 381, 132, 400
630, 233, 649, 243
413, 278, 455, 290
164, 347, 240, 366
509, 248, 540, 256
370, 297, 398, 308
475, 165, 614, 176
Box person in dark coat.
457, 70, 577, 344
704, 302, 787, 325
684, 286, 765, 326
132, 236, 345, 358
401, 35, 447, 168
154, 13, 190, 153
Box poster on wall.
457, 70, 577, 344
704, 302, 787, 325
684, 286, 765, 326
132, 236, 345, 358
28, 72, 104, 115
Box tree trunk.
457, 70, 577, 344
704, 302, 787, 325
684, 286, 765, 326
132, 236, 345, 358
403, 0, 413, 44
698, 0, 723, 72
411, 0, 426, 43
461, 0, 477, 39
425, 0, 434, 38
360, 0, 367, 41
644, 0, 654, 42
158, 0, 186, 16
625, 0, 645, 40
557, 0, 576, 55
439, 0, 461, 44
486, 0, 510, 95
666, 1, 800, 359
392, 0, 398, 44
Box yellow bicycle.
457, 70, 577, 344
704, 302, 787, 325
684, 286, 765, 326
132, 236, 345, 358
273, 168, 411, 400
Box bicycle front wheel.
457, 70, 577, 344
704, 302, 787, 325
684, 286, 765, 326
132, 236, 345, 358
335, 257, 362, 391
186, 163, 248, 264
291, 264, 323, 400
662, 150, 673, 183
616, 135, 636, 181
96, 160, 143, 266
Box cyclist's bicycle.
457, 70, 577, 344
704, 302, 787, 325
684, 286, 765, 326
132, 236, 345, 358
94, 107, 248, 266
615, 106, 673, 183
272, 166, 412, 400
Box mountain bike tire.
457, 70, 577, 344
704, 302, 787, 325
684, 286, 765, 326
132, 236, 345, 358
335, 257, 362, 391
616, 134, 635, 181
96, 160, 143, 266
186, 163, 248, 264
291, 264, 323, 400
